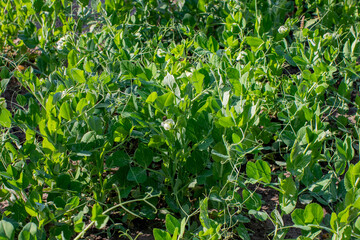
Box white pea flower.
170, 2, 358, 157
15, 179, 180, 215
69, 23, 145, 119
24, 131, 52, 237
278, 25, 288, 34
323, 32, 332, 39
157, 48, 166, 57
56, 35, 70, 50
185, 71, 193, 77
161, 119, 175, 130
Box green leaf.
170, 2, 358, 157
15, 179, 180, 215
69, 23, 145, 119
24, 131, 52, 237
88, 116, 102, 134
156, 92, 175, 109
344, 162, 360, 191
68, 49, 77, 69
217, 116, 235, 128
165, 215, 180, 235
0, 220, 15, 240
76, 98, 89, 113
148, 135, 165, 148
73, 212, 85, 233
197, 0, 206, 12
94, 215, 109, 229
32, 0, 44, 14
291, 209, 305, 226
191, 70, 205, 94
0, 107, 11, 127
135, 144, 153, 168
183, 13, 195, 27
199, 198, 211, 229
354, 216, 360, 234
211, 142, 227, 162
242, 189, 261, 211
146, 92, 158, 103
91, 203, 109, 229
293, 56, 308, 66
106, 150, 130, 168
56, 174, 71, 189
153, 228, 172, 240
279, 177, 297, 214
304, 203, 323, 225
236, 223, 250, 240
207, 36, 219, 53
18, 222, 37, 240
78, 0, 89, 6
256, 160, 271, 184
113, 126, 128, 142
81, 131, 97, 143
71, 68, 86, 83
345, 136, 354, 161
248, 210, 268, 221
60, 102, 73, 121
245, 37, 264, 51
65, 196, 80, 210
246, 160, 271, 183
246, 161, 259, 180
127, 167, 147, 183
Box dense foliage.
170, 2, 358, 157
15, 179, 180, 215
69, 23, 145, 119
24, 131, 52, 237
0, 0, 360, 239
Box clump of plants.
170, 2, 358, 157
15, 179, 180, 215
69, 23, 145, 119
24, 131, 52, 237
0, 0, 359, 239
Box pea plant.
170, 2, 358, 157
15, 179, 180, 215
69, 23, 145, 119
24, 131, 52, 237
0, 0, 360, 239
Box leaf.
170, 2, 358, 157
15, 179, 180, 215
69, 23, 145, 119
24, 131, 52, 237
146, 92, 158, 103
60, 102, 73, 121
78, 0, 89, 6
183, 13, 195, 27
127, 167, 147, 183
211, 142, 227, 162
165, 215, 180, 235
0, 220, 15, 240
304, 203, 324, 225
279, 177, 297, 214
91, 203, 109, 229
256, 160, 271, 184
18, 222, 37, 240
0, 107, 11, 127
156, 92, 175, 109
248, 210, 268, 221
199, 198, 211, 229
88, 116, 102, 134
242, 189, 261, 211
65, 196, 80, 210
106, 150, 130, 168
56, 174, 71, 189
94, 215, 109, 229
153, 228, 172, 240
197, 0, 206, 12
236, 223, 250, 240
246, 161, 259, 180
68, 49, 77, 69
71, 68, 86, 83
148, 135, 165, 148
81, 131, 97, 143
344, 162, 360, 191
293, 56, 308, 66
245, 37, 264, 51
217, 116, 235, 127
76, 98, 89, 113
135, 144, 153, 168
113, 126, 128, 142
246, 160, 271, 183
191, 70, 205, 94
207, 36, 219, 53
32, 0, 44, 14
73, 212, 85, 233
354, 216, 360, 234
